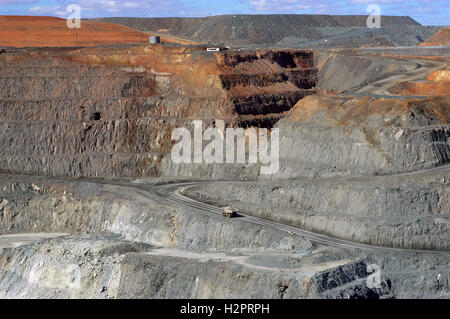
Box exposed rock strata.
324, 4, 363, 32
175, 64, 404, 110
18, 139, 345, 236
272, 94, 450, 179
0, 45, 317, 178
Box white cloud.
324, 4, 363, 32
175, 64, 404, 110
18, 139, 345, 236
248, 0, 443, 12
20, 0, 185, 18
0, 0, 35, 4
249, 0, 308, 12
76, 0, 178, 15
29, 5, 60, 14
351, 0, 410, 3
411, 6, 433, 13
249, 0, 343, 14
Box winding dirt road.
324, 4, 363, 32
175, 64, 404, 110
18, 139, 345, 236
152, 179, 450, 255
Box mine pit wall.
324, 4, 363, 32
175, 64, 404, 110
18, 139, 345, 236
0, 178, 311, 252
272, 121, 450, 179
5, 46, 447, 181
0, 179, 446, 298
190, 171, 450, 251
0, 178, 401, 299
0, 46, 225, 179
267, 95, 450, 180
0, 178, 319, 299
0, 46, 317, 179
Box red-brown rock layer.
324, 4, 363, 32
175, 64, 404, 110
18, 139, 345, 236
0, 15, 196, 47
420, 27, 450, 47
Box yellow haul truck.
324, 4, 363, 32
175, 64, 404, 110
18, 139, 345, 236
222, 206, 238, 218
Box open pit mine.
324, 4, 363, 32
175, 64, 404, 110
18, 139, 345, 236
0, 15, 449, 300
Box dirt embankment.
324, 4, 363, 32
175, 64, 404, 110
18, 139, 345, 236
388, 69, 450, 96
420, 27, 450, 46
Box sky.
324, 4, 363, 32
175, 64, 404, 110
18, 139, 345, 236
0, 0, 448, 25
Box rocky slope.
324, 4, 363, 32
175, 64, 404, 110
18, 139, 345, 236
90, 15, 439, 48
316, 51, 415, 93
272, 94, 450, 179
